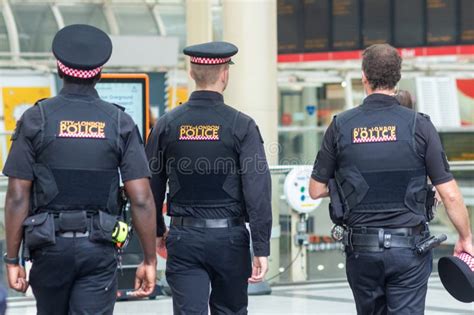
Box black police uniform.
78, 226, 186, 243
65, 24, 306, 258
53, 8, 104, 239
146, 42, 272, 315
312, 94, 454, 315
3, 25, 150, 315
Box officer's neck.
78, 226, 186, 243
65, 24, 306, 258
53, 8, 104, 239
367, 88, 396, 97
194, 86, 224, 95
61, 80, 97, 95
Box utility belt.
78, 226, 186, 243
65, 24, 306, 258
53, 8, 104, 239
171, 216, 245, 229
342, 224, 445, 254
22, 210, 130, 261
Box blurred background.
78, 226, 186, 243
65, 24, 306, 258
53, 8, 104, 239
0, 0, 472, 305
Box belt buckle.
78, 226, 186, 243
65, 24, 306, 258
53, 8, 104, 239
348, 228, 354, 251
383, 233, 392, 249
378, 228, 392, 249
58, 231, 89, 238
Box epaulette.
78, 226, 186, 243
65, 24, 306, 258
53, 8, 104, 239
419, 112, 431, 120
113, 103, 126, 112
34, 98, 48, 106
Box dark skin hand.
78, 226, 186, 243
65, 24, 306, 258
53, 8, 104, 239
124, 178, 158, 297
4, 178, 32, 293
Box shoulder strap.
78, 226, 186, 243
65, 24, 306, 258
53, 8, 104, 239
117, 108, 122, 152
35, 99, 46, 149
113, 103, 126, 112
232, 111, 241, 135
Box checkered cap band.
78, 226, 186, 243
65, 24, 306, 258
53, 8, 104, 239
57, 61, 102, 79
190, 56, 231, 65
353, 135, 397, 143
456, 252, 474, 271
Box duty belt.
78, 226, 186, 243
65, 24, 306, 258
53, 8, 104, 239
52, 211, 93, 238
171, 217, 245, 228
343, 225, 428, 252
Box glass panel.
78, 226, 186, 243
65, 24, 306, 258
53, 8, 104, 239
160, 6, 186, 51
212, 6, 222, 41
60, 4, 110, 33
0, 8, 9, 52
278, 85, 346, 164
440, 132, 474, 161
10, 4, 58, 52
113, 5, 158, 35
351, 78, 365, 107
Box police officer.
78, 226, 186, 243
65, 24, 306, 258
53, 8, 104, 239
309, 44, 473, 314
3, 24, 157, 314
146, 41, 272, 315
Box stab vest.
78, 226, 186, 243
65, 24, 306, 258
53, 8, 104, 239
32, 97, 122, 215
164, 103, 243, 208
334, 103, 428, 219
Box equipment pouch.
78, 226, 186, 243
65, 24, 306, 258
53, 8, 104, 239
58, 211, 87, 232
328, 179, 345, 225
425, 184, 436, 221
90, 211, 118, 244
23, 213, 56, 250
404, 176, 427, 216
334, 166, 369, 211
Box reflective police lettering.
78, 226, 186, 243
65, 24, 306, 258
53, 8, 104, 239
352, 125, 397, 143
179, 125, 220, 141
58, 120, 106, 138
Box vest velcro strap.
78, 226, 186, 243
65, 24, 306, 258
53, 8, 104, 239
49, 168, 117, 209
354, 169, 426, 213
174, 171, 234, 203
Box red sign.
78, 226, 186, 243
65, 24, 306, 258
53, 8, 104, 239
278, 45, 474, 63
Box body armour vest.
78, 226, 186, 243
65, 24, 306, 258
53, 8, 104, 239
164, 102, 243, 208
334, 103, 427, 218
32, 97, 122, 214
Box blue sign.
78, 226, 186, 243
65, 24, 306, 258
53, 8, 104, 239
306, 105, 316, 116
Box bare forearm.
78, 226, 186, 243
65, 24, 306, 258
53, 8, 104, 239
5, 200, 28, 258
4, 179, 32, 258
125, 179, 157, 265
437, 180, 472, 240
132, 199, 157, 264
309, 178, 329, 199
444, 199, 471, 240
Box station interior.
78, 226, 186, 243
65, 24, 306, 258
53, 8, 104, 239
0, 0, 473, 314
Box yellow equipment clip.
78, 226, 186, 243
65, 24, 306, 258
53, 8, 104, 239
112, 221, 129, 245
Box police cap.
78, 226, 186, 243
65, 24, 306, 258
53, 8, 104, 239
52, 24, 112, 79
438, 252, 474, 303
183, 41, 238, 65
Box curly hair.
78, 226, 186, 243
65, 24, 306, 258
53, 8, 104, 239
362, 44, 402, 90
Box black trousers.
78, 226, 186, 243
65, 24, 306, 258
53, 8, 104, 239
29, 237, 118, 315
166, 225, 252, 315
346, 247, 432, 315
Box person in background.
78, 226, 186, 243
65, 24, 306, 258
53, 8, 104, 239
395, 89, 415, 109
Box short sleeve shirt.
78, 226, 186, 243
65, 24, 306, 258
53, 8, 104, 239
3, 84, 150, 182
311, 93, 453, 227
